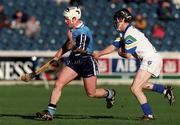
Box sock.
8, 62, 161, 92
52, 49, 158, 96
152, 84, 165, 94
141, 103, 153, 116
47, 103, 56, 116
106, 89, 113, 99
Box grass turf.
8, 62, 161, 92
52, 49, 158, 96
0, 84, 179, 125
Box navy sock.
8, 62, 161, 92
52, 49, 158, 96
47, 103, 56, 116
141, 103, 153, 116
152, 84, 165, 94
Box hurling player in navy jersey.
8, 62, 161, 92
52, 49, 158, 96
35, 6, 116, 120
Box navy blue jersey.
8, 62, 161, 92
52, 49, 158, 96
65, 22, 98, 78
71, 22, 94, 55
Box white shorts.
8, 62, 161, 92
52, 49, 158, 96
140, 54, 162, 77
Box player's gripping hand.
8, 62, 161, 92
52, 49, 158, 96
92, 52, 101, 60
118, 48, 133, 58
66, 41, 76, 50
20, 72, 36, 82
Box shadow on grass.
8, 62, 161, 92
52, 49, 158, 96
0, 113, 140, 121
0, 113, 35, 120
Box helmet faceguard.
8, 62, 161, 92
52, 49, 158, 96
113, 8, 133, 31
113, 8, 133, 23
113, 19, 125, 31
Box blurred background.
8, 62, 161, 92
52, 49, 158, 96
0, 0, 179, 84
0, 0, 179, 50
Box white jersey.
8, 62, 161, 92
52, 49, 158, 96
124, 25, 162, 77
112, 25, 162, 77
123, 25, 158, 59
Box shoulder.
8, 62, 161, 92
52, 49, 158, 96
77, 25, 92, 37
124, 26, 143, 41
112, 36, 123, 48
125, 26, 138, 36
81, 25, 91, 33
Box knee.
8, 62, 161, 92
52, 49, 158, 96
131, 85, 141, 95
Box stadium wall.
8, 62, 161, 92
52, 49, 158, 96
0, 51, 180, 85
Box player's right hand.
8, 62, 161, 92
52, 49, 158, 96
118, 48, 133, 58
20, 72, 36, 82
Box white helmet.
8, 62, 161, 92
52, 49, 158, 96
63, 6, 81, 20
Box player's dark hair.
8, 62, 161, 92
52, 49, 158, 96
113, 8, 133, 23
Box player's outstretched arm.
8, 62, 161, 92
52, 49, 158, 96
20, 58, 58, 82
21, 30, 74, 82
21, 41, 71, 82
93, 44, 116, 59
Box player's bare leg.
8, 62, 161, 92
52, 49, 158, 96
83, 76, 107, 98
50, 66, 78, 104
130, 69, 154, 120
36, 66, 78, 120
83, 76, 116, 108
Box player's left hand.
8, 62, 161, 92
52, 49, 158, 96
92, 52, 101, 60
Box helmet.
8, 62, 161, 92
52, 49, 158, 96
63, 6, 81, 20
113, 8, 133, 23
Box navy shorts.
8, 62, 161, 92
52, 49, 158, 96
66, 55, 99, 78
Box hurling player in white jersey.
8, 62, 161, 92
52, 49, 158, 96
93, 9, 175, 120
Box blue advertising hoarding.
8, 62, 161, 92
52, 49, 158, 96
111, 58, 140, 73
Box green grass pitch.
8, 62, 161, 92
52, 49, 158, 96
0, 84, 179, 125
